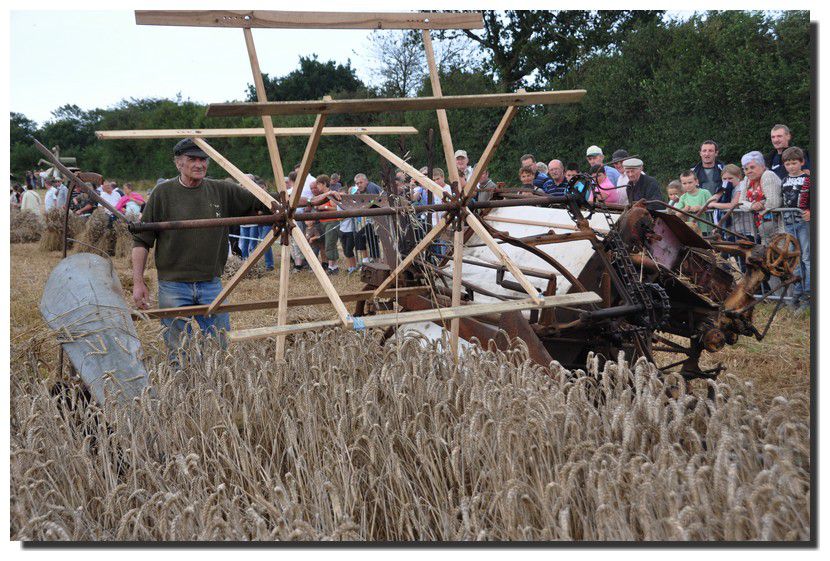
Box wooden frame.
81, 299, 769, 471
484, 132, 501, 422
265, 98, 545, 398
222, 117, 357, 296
206, 90, 586, 117
120, 10, 589, 358
135, 10, 485, 30
95, 126, 418, 139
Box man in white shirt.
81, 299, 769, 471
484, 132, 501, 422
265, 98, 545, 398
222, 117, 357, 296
99, 181, 123, 219
44, 181, 59, 212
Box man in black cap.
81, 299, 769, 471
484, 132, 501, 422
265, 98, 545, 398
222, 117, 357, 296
609, 149, 635, 188
131, 138, 268, 364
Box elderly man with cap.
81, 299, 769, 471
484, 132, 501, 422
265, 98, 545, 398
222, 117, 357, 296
585, 145, 621, 186
623, 158, 664, 210
455, 150, 473, 182
131, 138, 269, 365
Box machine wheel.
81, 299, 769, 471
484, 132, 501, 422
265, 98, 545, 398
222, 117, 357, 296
765, 233, 800, 277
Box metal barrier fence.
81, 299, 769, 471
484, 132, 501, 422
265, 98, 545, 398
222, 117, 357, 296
703, 207, 809, 302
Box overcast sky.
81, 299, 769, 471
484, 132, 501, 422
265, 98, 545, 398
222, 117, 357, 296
5, 2, 811, 126
9, 10, 379, 125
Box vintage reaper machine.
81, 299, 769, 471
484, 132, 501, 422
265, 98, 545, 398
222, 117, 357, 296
107, 10, 794, 382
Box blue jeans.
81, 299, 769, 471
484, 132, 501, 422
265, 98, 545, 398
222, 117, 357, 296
256, 225, 274, 269
158, 278, 231, 366
239, 225, 257, 258
784, 220, 811, 299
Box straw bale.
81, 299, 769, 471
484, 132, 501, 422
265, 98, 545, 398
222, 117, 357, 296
10, 208, 43, 243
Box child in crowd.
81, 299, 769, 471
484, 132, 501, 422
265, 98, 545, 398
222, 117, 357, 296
519, 165, 536, 190
781, 146, 811, 305
705, 164, 742, 235
675, 170, 713, 234
666, 180, 682, 208
564, 162, 580, 183
590, 164, 620, 204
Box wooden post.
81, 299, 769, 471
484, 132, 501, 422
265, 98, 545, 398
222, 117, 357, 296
289, 99, 329, 209
421, 29, 459, 188
464, 98, 522, 198
275, 244, 292, 359
450, 226, 464, 358
243, 27, 286, 193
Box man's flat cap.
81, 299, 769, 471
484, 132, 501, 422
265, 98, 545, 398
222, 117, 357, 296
173, 138, 208, 158
623, 158, 644, 168
586, 145, 603, 157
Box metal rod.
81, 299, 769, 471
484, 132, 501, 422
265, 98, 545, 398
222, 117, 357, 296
32, 138, 132, 223
648, 199, 752, 242
128, 195, 575, 233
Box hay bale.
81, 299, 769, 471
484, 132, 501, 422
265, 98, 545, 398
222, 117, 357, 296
222, 253, 267, 280
113, 219, 133, 259
39, 208, 84, 252
75, 208, 114, 255
10, 208, 43, 243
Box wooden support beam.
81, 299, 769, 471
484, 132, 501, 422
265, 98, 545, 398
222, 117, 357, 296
95, 126, 419, 140
191, 138, 276, 209
483, 215, 609, 233
243, 27, 285, 193
450, 227, 464, 358
372, 216, 450, 298
207, 90, 587, 117
421, 29, 458, 187
135, 10, 484, 30
356, 134, 447, 201
291, 227, 352, 326
289, 101, 328, 209
464, 211, 544, 304
228, 292, 602, 342
206, 229, 278, 315
134, 287, 429, 319
465, 99, 522, 198
275, 245, 292, 360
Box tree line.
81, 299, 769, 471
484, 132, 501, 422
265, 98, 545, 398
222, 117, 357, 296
10, 10, 810, 188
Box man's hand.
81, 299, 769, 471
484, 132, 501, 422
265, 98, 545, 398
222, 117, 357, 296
133, 280, 149, 309
751, 201, 765, 211
803, 210, 811, 222
327, 191, 342, 202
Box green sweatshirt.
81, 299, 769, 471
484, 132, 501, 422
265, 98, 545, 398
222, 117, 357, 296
133, 178, 266, 281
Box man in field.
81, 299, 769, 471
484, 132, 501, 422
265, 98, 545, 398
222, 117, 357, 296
131, 138, 267, 365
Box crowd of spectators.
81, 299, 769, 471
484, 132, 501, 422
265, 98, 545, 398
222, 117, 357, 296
11, 122, 812, 308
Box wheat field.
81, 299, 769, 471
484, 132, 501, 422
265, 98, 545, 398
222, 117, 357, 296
10, 330, 810, 541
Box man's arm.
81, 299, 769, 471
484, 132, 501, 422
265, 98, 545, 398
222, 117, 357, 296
132, 245, 150, 309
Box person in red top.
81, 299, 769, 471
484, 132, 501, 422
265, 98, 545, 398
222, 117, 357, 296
304, 175, 342, 274
738, 151, 781, 243
115, 182, 146, 215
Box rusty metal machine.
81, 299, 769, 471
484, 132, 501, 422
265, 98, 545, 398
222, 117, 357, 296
356, 176, 801, 382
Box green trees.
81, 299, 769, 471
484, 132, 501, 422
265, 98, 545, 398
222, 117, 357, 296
9, 11, 810, 188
